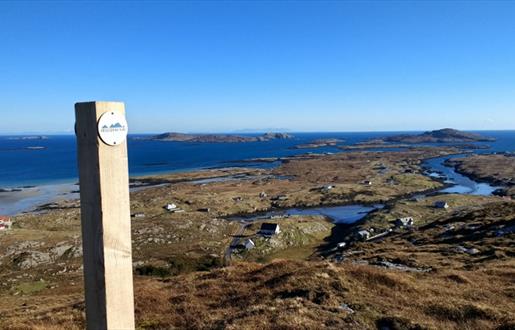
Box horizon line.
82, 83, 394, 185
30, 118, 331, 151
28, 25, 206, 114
1, 128, 515, 136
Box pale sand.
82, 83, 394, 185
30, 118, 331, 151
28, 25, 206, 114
0, 184, 79, 215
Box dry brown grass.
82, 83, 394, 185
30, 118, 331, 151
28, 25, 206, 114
2, 258, 514, 329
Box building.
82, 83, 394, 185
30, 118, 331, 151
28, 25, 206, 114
271, 194, 288, 201
357, 230, 370, 241
362, 180, 372, 186
395, 217, 414, 227
259, 223, 281, 237
164, 203, 177, 211
321, 185, 334, 193
243, 239, 255, 250
0, 216, 12, 231
434, 201, 449, 209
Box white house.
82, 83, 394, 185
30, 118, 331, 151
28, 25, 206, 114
321, 185, 335, 193
243, 239, 255, 250
357, 230, 370, 241
395, 217, 414, 228
434, 201, 449, 209
164, 203, 177, 211
336, 242, 347, 249
259, 223, 281, 237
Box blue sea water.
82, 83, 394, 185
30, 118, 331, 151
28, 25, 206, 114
0, 131, 514, 188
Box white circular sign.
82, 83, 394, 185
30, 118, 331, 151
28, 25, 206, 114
97, 111, 128, 146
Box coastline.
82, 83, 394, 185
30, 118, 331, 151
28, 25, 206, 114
1, 138, 510, 216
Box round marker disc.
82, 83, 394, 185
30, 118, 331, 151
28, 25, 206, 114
97, 111, 128, 146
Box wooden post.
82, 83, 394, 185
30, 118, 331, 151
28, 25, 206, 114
75, 101, 135, 330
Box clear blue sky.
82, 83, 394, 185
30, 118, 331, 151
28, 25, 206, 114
1, 1, 514, 134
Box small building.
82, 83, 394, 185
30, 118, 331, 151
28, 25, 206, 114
357, 230, 370, 241
259, 192, 268, 199
243, 239, 255, 250
395, 217, 414, 228
164, 203, 184, 213
0, 216, 12, 231
362, 180, 372, 186
259, 223, 281, 237
321, 185, 334, 193
434, 201, 449, 209
336, 242, 347, 249
271, 194, 288, 201
198, 207, 210, 213
131, 212, 145, 219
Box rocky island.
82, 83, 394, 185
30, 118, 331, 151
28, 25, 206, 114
364, 128, 495, 144
147, 132, 293, 143
291, 138, 343, 149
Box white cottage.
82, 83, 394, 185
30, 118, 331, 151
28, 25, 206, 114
395, 217, 414, 227
243, 239, 255, 250
259, 223, 281, 237
434, 201, 449, 209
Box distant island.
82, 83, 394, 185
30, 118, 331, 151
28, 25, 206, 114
364, 128, 495, 144
147, 132, 294, 143
8, 135, 48, 140
291, 138, 343, 149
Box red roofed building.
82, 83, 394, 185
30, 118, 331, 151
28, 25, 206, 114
0, 216, 12, 231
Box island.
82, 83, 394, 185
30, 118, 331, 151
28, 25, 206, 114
291, 138, 343, 149
364, 128, 495, 144
7, 135, 48, 140
146, 132, 293, 143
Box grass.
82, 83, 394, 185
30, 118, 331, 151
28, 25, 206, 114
15, 280, 47, 295
3, 259, 513, 329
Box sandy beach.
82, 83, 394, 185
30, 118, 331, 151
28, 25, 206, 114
0, 183, 79, 215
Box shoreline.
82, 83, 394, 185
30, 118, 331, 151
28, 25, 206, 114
0, 147, 505, 217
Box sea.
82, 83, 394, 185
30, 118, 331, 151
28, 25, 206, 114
0, 131, 514, 215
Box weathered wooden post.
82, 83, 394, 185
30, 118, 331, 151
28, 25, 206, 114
75, 101, 135, 330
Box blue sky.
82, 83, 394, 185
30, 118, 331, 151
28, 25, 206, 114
1, 1, 514, 134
